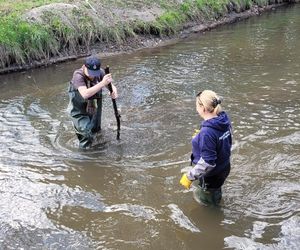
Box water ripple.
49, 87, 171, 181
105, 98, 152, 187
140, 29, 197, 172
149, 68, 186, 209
225, 215, 300, 250
167, 204, 200, 233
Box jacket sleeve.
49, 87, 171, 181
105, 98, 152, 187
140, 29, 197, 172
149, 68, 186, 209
187, 134, 217, 180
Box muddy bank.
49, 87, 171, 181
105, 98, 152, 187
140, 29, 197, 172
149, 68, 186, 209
0, 1, 299, 75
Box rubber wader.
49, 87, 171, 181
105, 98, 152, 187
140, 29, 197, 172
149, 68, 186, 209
68, 84, 102, 149
193, 186, 222, 206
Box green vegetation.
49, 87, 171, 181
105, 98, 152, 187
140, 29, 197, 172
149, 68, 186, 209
0, 0, 65, 16
0, 0, 297, 70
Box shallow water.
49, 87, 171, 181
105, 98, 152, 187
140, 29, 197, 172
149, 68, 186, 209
0, 4, 299, 250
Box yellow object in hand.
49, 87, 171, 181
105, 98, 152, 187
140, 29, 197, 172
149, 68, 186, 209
180, 173, 192, 189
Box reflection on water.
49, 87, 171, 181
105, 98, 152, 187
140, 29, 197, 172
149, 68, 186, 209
0, 4, 300, 250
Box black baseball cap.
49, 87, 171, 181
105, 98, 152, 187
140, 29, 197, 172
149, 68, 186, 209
85, 56, 101, 77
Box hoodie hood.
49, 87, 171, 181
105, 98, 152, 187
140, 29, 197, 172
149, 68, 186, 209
201, 111, 231, 132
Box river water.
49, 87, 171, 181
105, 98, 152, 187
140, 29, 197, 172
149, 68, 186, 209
0, 5, 299, 250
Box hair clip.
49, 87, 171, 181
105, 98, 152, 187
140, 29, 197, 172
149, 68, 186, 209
212, 98, 221, 108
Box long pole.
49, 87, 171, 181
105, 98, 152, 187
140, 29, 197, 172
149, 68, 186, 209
105, 66, 121, 140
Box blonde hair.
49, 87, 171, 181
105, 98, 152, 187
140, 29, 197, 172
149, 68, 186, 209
196, 90, 222, 114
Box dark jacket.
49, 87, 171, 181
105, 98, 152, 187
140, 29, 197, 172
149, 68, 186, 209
188, 111, 232, 180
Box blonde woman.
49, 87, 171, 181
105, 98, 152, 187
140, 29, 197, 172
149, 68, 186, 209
180, 90, 232, 205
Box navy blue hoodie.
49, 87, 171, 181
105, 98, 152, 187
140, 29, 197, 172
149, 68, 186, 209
187, 111, 232, 180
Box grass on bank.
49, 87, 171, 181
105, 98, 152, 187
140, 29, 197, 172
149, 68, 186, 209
0, 0, 65, 16
0, 0, 295, 69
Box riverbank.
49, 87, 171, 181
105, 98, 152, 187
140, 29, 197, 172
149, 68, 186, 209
0, 0, 299, 75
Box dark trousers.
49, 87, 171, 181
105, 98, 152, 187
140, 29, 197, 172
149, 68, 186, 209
199, 163, 231, 189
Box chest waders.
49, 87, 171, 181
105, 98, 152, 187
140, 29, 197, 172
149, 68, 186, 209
190, 154, 229, 206
193, 182, 222, 206
193, 164, 230, 206
68, 72, 103, 149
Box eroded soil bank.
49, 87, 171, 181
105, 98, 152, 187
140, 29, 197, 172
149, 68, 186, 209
0, 0, 299, 74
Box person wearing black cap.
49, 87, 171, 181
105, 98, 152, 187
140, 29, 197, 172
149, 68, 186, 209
68, 55, 118, 148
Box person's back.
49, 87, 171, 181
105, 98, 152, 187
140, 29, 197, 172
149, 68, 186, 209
192, 111, 232, 177
180, 90, 232, 206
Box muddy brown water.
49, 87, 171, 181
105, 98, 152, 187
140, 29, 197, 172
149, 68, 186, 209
0, 5, 299, 250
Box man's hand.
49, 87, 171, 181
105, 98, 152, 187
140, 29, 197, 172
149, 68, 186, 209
78, 73, 113, 100
109, 83, 118, 99
101, 73, 112, 86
